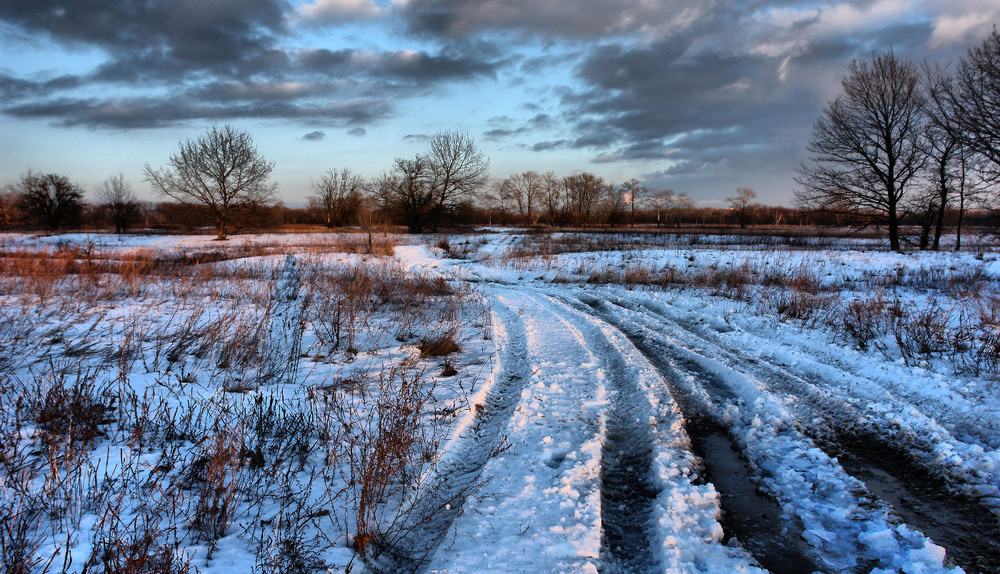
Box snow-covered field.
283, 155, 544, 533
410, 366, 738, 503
2, 230, 999, 573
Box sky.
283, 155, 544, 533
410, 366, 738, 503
0, 0, 998, 207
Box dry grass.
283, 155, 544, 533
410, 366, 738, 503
0, 233, 478, 573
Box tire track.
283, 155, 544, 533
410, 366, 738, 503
542, 295, 661, 573
365, 294, 532, 573
557, 294, 817, 574
600, 291, 1000, 573
571, 291, 963, 573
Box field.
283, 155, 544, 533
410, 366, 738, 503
2, 229, 999, 574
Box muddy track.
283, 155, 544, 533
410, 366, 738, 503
595, 292, 1000, 573
365, 296, 532, 573
563, 295, 819, 573
544, 295, 661, 573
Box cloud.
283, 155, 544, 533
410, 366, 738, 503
4, 96, 394, 129
0, 1, 507, 129
302, 130, 326, 140
927, 0, 1000, 47
547, 7, 941, 199
483, 113, 560, 140
0, 0, 288, 76
530, 139, 568, 152
296, 43, 502, 83
399, 0, 707, 38
298, 0, 385, 22
349, 127, 368, 136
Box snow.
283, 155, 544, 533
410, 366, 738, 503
2, 229, 998, 573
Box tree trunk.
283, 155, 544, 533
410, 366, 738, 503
216, 214, 227, 240
888, 216, 901, 252
955, 202, 964, 252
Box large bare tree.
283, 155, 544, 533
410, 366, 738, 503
796, 51, 927, 251
950, 28, 1000, 183
921, 65, 981, 251
563, 172, 605, 227
426, 131, 489, 232
96, 173, 139, 235
143, 124, 276, 240
728, 187, 758, 228
540, 171, 564, 226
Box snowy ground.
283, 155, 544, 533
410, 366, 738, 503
2, 229, 999, 573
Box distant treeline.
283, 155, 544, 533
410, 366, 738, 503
0, 187, 993, 237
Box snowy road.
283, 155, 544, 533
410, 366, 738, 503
392, 245, 1000, 573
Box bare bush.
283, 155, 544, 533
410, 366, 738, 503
892, 302, 951, 364
840, 295, 891, 350
188, 431, 245, 547
324, 364, 436, 556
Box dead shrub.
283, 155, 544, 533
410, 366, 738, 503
90, 516, 196, 574
841, 295, 889, 350
775, 289, 833, 322
418, 331, 460, 357
327, 364, 435, 557
892, 302, 951, 364
0, 502, 45, 574
189, 431, 244, 547
34, 370, 115, 452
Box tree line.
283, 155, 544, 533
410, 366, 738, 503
796, 28, 1000, 252
0, 126, 749, 238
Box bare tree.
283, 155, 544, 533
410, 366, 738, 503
310, 168, 365, 228
599, 180, 625, 227
143, 124, 277, 240
620, 178, 647, 228
17, 171, 84, 231
564, 172, 605, 227
504, 171, 543, 225
950, 28, 1000, 183
540, 171, 563, 226
426, 131, 489, 231
796, 51, 927, 251
652, 189, 675, 228
372, 157, 435, 234
651, 189, 694, 227
728, 187, 758, 228
482, 180, 512, 226
920, 65, 983, 251
96, 173, 139, 235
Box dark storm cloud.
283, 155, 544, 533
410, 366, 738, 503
302, 130, 326, 141
530, 139, 569, 152
296, 43, 501, 83
5, 96, 393, 130
0, 73, 82, 99
0, 0, 505, 129
0, 0, 288, 75
400, 0, 704, 38
551, 11, 943, 197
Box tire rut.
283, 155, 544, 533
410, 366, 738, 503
602, 293, 1000, 573
566, 295, 819, 573
543, 295, 661, 574
365, 295, 532, 573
